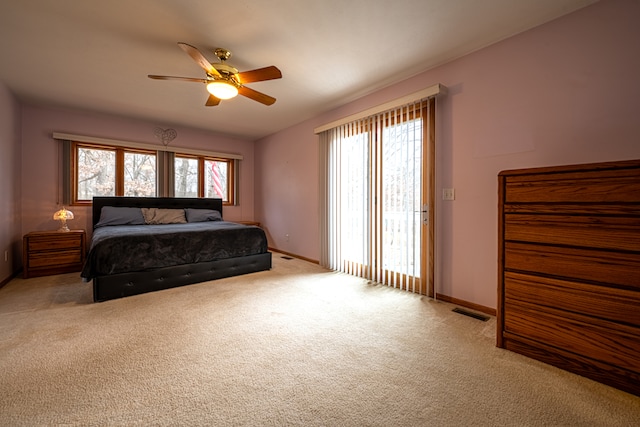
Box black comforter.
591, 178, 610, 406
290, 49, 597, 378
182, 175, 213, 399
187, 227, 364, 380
81, 221, 268, 280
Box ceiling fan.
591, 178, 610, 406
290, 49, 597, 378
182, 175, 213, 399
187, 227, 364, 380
148, 42, 282, 106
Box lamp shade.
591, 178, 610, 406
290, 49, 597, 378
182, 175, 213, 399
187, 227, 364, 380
53, 207, 74, 232
206, 81, 239, 99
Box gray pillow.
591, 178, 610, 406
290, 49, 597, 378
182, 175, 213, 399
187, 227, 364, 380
95, 206, 145, 228
185, 208, 222, 223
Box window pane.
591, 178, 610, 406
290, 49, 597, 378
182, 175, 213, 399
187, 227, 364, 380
77, 147, 115, 200
340, 133, 368, 265
382, 118, 422, 276
174, 157, 198, 197
205, 160, 228, 201
124, 152, 156, 197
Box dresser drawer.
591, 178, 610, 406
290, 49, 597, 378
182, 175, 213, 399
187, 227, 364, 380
504, 241, 640, 289
503, 169, 640, 204
504, 300, 640, 374
504, 214, 640, 252
504, 272, 640, 327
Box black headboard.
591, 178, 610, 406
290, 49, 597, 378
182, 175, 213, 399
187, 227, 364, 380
92, 197, 224, 229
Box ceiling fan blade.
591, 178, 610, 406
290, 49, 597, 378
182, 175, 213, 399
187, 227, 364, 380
177, 42, 222, 78
236, 66, 282, 84
205, 94, 221, 106
238, 86, 276, 106
148, 75, 208, 83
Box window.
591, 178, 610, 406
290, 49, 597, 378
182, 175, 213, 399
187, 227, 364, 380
73, 142, 156, 204
68, 140, 237, 206
174, 155, 235, 204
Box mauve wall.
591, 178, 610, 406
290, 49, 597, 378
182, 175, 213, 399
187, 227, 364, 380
0, 82, 21, 283
255, 0, 640, 309
20, 105, 256, 241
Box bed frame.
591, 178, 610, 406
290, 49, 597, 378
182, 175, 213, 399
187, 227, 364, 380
91, 197, 272, 302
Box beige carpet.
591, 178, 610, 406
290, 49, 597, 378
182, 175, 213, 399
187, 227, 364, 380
0, 255, 638, 426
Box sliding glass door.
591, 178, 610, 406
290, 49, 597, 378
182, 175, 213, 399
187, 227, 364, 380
321, 99, 435, 296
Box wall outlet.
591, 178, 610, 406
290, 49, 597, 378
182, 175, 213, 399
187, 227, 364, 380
442, 188, 456, 201
285, 234, 290, 242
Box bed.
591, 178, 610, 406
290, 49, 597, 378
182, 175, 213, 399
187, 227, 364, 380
82, 197, 272, 302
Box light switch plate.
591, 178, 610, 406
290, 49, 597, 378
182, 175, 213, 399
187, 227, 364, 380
442, 188, 455, 201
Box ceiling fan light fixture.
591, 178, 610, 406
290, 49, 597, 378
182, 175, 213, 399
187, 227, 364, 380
151, 43, 280, 106
206, 81, 238, 99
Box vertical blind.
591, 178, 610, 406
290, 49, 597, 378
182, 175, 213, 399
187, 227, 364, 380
319, 97, 436, 295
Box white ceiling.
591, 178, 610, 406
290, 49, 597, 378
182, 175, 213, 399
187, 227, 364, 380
0, 0, 596, 140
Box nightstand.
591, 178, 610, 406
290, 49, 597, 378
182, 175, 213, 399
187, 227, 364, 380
23, 230, 86, 278
236, 221, 261, 227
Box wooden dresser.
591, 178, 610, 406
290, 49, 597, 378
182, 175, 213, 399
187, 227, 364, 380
23, 230, 86, 278
497, 159, 640, 396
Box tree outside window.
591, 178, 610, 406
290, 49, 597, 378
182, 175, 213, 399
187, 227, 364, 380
73, 143, 156, 204
124, 152, 156, 197
175, 155, 233, 203
72, 141, 235, 205
174, 157, 198, 197
77, 146, 116, 200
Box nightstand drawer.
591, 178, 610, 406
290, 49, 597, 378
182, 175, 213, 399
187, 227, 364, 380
28, 249, 83, 268
28, 235, 83, 251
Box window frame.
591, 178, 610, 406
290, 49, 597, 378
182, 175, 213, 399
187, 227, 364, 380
72, 142, 158, 206
69, 140, 237, 206
174, 153, 236, 205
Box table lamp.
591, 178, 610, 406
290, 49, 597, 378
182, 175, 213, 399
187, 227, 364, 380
53, 207, 74, 232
